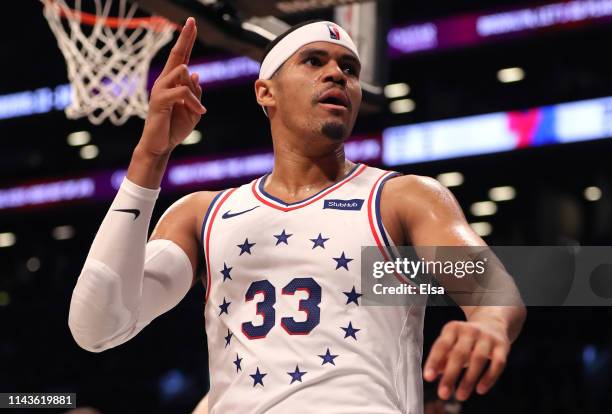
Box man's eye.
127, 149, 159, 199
343, 65, 356, 75
342, 64, 359, 77
305, 57, 322, 66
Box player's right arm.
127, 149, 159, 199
68, 17, 208, 353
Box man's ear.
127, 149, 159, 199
254, 79, 276, 109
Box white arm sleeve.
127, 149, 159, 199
68, 178, 193, 353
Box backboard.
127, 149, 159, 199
135, 0, 389, 112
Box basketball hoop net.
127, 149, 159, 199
40, 0, 178, 125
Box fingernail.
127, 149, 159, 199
424, 369, 435, 381
477, 384, 487, 394
439, 386, 449, 399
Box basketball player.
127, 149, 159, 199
68, 18, 526, 413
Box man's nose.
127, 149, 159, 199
322, 62, 347, 87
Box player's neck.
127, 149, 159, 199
266, 136, 354, 202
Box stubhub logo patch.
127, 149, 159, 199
323, 199, 364, 211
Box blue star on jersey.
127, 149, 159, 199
250, 367, 267, 387
287, 365, 307, 384
220, 263, 232, 282
237, 238, 256, 255
333, 251, 353, 270
310, 233, 329, 249
318, 348, 339, 365
341, 321, 361, 340
273, 229, 292, 245
224, 329, 233, 347
233, 354, 243, 372
343, 286, 363, 305
218, 297, 231, 315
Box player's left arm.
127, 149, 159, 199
382, 175, 527, 402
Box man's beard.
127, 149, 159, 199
321, 121, 347, 141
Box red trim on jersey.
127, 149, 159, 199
251, 164, 367, 212
205, 188, 238, 302
367, 171, 392, 260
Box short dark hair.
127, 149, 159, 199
260, 19, 326, 69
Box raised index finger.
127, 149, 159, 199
161, 17, 196, 77
183, 17, 197, 65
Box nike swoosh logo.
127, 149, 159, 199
222, 206, 259, 219
113, 208, 141, 220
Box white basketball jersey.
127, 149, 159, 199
201, 163, 425, 414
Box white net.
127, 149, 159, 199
41, 0, 176, 125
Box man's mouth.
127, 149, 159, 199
317, 89, 350, 111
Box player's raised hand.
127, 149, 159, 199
423, 320, 511, 402
140, 17, 206, 156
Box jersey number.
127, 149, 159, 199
242, 277, 321, 339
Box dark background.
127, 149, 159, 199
1, 1, 611, 413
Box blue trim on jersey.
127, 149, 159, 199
375, 172, 401, 249
257, 163, 362, 207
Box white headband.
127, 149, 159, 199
259, 21, 360, 80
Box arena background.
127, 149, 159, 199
1, 0, 612, 412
